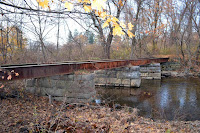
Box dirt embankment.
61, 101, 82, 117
0, 93, 200, 133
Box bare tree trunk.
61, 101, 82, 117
152, 0, 160, 54
38, 13, 46, 62
56, 13, 60, 53
130, 0, 142, 59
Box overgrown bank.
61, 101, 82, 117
161, 61, 200, 78
0, 93, 200, 132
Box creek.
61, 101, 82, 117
96, 77, 200, 121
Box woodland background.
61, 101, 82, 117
0, 0, 200, 70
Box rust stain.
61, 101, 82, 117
0, 58, 169, 80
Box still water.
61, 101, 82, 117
96, 78, 200, 121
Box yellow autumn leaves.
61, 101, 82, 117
103, 17, 135, 37
36, 0, 49, 8
36, 0, 135, 38
64, 2, 73, 11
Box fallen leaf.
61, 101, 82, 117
7, 75, 12, 80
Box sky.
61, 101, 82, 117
0, 0, 85, 45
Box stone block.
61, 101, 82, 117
148, 63, 160, 67
106, 78, 121, 85
73, 73, 95, 81
116, 71, 140, 79
41, 88, 69, 97
121, 79, 131, 86
123, 71, 140, 79
140, 73, 148, 77
142, 77, 153, 79
124, 67, 130, 71
56, 80, 70, 88
148, 73, 161, 79
130, 66, 140, 71
130, 79, 141, 87
81, 73, 94, 81
114, 67, 123, 71
60, 74, 74, 81
50, 75, 60, 80
106, 70, 117, 76
74, 75, 82, 81
38, 78, 57, 88
148, 67, 161, 71
80, 80, 95, 89
95, 74, 107, 78
35, 87, 41, 95
26, 87, 36, 93
95, 70, 107, 74
94, 78, 107, 85
26, 79, 36, 87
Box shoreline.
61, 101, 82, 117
161, 70, 200, 78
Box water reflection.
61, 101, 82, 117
159, 84, 170, 109
177, 85, 187, 108
96, 77, 200, 121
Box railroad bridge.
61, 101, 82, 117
0, 58, 169, 103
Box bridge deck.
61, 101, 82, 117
0, 58, 169, 80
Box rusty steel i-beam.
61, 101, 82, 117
0, 58, 169, 80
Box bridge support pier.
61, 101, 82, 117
95, 66, 141, 87
26, 73, 96, 103
140, 63, 161, 79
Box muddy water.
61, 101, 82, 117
96, 77, 200, 121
